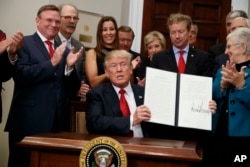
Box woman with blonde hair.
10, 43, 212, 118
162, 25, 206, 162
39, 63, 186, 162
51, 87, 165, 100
144, 31, 166, 61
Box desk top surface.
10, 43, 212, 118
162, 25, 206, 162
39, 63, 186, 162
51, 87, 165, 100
18, 132, 202, 162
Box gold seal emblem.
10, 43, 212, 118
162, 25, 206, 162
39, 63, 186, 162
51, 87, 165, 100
79, 136, 127, 167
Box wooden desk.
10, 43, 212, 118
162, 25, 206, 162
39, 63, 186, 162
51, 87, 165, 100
18, 132, 203, 167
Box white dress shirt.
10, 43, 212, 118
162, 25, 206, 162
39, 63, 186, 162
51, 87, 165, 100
113, 83, 143, 138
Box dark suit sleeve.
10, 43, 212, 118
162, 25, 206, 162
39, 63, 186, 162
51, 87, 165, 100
0, 51, 13, 82
149, 52, 160, 68
86, 87, 131, 135
200, 51, 212, 77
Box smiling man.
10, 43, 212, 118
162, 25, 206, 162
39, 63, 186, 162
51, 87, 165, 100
85, 50, 151, 137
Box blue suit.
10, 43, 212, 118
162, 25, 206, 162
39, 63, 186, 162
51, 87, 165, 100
212, 68, 250, 136
5, 32, 81, 135
86, 82, 150, 137
5, 32, 81, 167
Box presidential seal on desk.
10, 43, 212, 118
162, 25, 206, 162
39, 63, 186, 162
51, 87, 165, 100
79, 136, 127, 167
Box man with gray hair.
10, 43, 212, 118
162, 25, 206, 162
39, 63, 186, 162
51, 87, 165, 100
212, 16, 250, 75
208, 10, 248, 68
55, 3, 90, 100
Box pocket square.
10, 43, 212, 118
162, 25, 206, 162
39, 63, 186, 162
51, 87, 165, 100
139, 96, 143, 99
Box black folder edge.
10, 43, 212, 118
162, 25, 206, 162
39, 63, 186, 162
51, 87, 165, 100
174, 73, 180, 127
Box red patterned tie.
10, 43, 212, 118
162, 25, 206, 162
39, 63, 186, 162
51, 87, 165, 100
119, 89, 130, 116
178, 50, 185, 73
45, 40, 54, 58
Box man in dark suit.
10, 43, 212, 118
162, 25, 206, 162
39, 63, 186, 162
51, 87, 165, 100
118, 25, 148, 84
55, 3, 90, 100
149, 13, 212, 144
151, 13, 211, 76
86, 50, 151, 137
0, 29, 23, 123
208, 10, 248, 72
212, 17, 250, 76
4, 4, 83, 167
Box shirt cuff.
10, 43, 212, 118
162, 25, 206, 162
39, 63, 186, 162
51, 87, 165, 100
65, 65, 73, 76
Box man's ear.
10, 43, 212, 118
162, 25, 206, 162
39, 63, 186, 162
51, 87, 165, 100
105, 70, 109, 78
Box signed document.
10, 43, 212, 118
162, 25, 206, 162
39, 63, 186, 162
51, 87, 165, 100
144, 67, 212, 131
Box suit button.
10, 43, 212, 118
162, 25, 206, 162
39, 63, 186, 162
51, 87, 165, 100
230, 100, 235, 104
230, 112, 236, 117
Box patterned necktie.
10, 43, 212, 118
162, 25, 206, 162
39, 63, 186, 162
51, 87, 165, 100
64, 40, 71, 49
119, 89, 130, 116
178, 50, 185, 73
45, 40, 54, 58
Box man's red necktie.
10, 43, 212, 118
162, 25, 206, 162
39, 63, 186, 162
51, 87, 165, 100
119, 89, 130, 116
178, 50, 185, 73
45, 40, 54, 58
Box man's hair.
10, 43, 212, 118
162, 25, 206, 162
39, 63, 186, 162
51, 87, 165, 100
118, 25, 135, 39
226, 10, 248, 21
166, 13, 192, 31
58, 3, 79, 16
104, 50, 132, 67
37, 4, 59, 17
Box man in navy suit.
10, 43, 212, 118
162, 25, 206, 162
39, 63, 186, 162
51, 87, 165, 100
4, 4, 83, 167
151, 13, 211, 77
0, 29, 23, 123
149, 13, 212, 143
86, 50, 151, 137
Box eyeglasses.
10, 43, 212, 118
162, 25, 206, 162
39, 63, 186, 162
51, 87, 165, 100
225, 43, 240, 49
61, 16, 79, 21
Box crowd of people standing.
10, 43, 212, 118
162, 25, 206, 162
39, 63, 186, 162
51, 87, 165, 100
1, 2, 250, 167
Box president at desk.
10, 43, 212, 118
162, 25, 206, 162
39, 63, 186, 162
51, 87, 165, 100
18, 132, 203, 167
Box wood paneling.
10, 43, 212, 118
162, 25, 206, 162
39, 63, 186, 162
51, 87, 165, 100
141, 0, 232, 53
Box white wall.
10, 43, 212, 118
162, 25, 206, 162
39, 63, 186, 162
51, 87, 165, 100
232, 0, 249, 15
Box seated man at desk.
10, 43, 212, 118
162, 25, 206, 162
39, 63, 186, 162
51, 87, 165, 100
85, 49, 151, 137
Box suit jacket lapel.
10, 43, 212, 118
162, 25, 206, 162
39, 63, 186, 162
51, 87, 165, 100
104, 82, 121, 116
185, 47, 197, 73
33, 33, 51, 59
168, 48, 179, 71
132, 85, 144, 106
